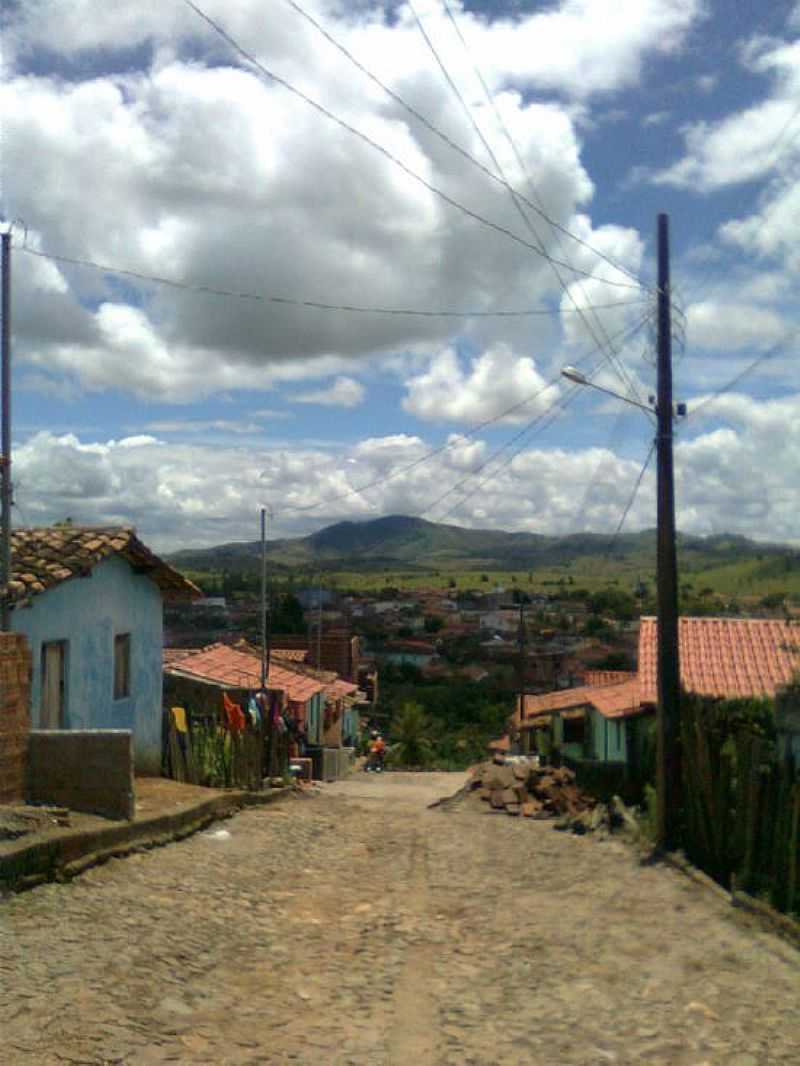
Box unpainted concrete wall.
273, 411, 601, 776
0, 633, 32, 804
28, 729, 134, 820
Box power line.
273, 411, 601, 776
295, 318, 654, 568
431, 311, 656, 523
432, 391, 576, 524
179, 0, 642, 290
279, 309, 653, 517
431, 0, 644, 406
282, 0, 646, 293
687, 337, 791, 420
606, 440, 655, 555
18, 244, 645, 319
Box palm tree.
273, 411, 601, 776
391, 701, 433, 767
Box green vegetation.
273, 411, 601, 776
388, 702, 434, 767
377, 661, 513, 769
175, 516, 800, 606
171, 517, 800, 603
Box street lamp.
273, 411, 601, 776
561, 213, 682, 851
560, 366, 656, 416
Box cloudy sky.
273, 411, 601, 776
3, 0, 800, 550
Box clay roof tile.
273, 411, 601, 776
8, 526, 200, 606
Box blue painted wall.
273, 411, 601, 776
306, 691, 325, 746
588, 709, 628, 763
11, 555, 164, 773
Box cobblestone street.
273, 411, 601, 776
1, 772, 799, 1065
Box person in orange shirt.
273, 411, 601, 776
370, 734, 386, 772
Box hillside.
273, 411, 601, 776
168, 515, 797, 585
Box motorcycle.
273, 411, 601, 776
364, 750, 385, 773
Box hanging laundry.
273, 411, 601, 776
170, 706, 188, 734
222, 692, 246, 734
247, 696, 261, 728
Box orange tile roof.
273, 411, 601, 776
272, 648, 309, 663
518, 688, 595, 719
638, 617, 800, 703
8, 526, 201, 605
327, 678, 358, 698
583, 670, 637, 687
163, 648, 196, 666
164, 643, 326, 704
586, 679, 641, 719
518, 678, 642, 725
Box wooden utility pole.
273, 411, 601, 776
260, 507, 267, 689
655, 212, 682, 849
517, 601, 526, 751
1, 231, 11, 632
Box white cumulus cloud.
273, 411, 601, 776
291, 377, 366, 408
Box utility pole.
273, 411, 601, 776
655, 212, 682, 850
1, 231, 11, 632
517, 601, 526, 753
316, 574, 322, 671
260, 507, 267, 690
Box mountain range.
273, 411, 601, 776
168, 515, 796, 578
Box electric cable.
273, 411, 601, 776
179, 0, 642, 289
431, 390, 577, 525
18, 244, 645, 319
276, 309, 654, 517
605, 440, 655, 556
282, 0, 647, 293
431, 0, 644, 405
687, 336, 792, 420
431, 312, 656, 524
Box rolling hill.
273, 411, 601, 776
168, 515, 798, 584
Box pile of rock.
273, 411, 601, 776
468, 756, 595, 819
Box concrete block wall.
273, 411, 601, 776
28, 730, 135, 820
0, 633, 32, 804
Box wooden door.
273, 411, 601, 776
41, 641, 67, 728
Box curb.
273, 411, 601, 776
730, 884, 800, 951
662, 851, 800, 951
0, 788, 291, 894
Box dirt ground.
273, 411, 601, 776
1, 770, 799, 1065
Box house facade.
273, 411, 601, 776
499, 616, 800, 768
8, 527, 199, 774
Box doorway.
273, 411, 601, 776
41, 640, 68, 729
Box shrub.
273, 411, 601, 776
390, 701, 434, 768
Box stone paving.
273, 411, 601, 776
1, 771, 799, 1065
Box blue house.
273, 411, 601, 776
8, 526, 200, 773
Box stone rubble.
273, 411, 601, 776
466, 755, 597, 819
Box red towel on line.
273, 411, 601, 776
222, 692, 246, 734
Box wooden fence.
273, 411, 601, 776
165, 712, 266, 790
680, 693, 800, 917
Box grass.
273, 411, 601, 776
181, 555, 800, 604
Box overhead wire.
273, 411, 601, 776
18, 244, 645, 319
179, 0, 642, 290
605, 440, 655, 556
279, 308, 653, 520
430, 312, 656, 524
412, 0, 644, 404
431, 391, 577, 524
281, 0, 647, 292
686, 335, 793, 420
